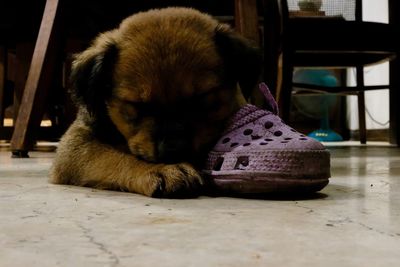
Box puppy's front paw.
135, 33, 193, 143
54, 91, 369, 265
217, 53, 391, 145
150, 163, 203, 198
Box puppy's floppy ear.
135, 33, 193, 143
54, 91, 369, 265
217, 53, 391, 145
214, 24, 262, 99
69, 32, 118, 116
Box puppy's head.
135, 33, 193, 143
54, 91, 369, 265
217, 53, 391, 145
70, 7, 262, 165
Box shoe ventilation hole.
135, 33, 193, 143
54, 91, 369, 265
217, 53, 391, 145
222, 138, 230, 144
243, 129, 253, 135
251, 135, 261, 140
264, 138, 273, 141
300, 134, 306, 137
274, 131, 283, 136
260, 142, 268, 145
300, 138, 308, 141
290, 128, 297, 132
281, 141, 289, 143
284, 137, 292, 140
243, 143, 251, 146
234, 156, 249, 170
264, 121, 273, 129
213, 157, 224, 171
230, 142, 239, 147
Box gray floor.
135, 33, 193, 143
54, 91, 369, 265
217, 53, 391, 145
1, 142, 399, 267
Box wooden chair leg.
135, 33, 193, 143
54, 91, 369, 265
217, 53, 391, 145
262, 0, 281, 99
356, 66, 367, 144
234, 0, 260, 43
13, 43, 34, 121
389, 0, 400, 146
234, 0, 264, 105
279, 52, 294, 122
10, 0, 62, 157
357, 91, 367, 144
0, 46, 5, 127
389, 58, 399, 146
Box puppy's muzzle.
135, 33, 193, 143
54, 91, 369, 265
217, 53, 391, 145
156, 120, 192, 163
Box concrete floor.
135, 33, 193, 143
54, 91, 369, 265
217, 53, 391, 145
0, 142, 399, 267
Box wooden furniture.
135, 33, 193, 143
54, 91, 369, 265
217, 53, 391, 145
263, 0, 399, 145
0, 47, 5, 129
0, 0, 58, 142
9, 0, 62, 157
9, 0, 260, 157
389, 0, 400, 145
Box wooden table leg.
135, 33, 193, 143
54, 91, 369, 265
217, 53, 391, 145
10, 0, 62, 157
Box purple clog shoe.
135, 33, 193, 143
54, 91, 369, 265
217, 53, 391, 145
202, 83, 331, 194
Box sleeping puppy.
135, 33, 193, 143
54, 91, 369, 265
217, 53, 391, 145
50, 7, 262, 197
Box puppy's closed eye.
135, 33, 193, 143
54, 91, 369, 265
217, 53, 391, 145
132, 102, 161, 117
114, 98, 159, 121
193, 92, 221, 112
189, 89, 233, 122
121, 104, 139, 122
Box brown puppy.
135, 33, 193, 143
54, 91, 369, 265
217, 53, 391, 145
50, 7, 262, 197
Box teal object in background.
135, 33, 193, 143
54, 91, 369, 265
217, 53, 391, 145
293, 69, 343, 142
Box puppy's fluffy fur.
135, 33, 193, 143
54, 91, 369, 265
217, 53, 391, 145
50, 7, 262, 197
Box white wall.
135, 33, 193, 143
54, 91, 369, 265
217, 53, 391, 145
347, 0, 389, 130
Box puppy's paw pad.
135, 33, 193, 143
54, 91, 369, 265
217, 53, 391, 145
151, 163, 203, 198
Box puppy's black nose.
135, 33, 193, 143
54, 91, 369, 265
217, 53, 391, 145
156, 120, 191, 163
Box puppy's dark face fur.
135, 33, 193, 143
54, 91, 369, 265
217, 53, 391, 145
70, 7, 262, 167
